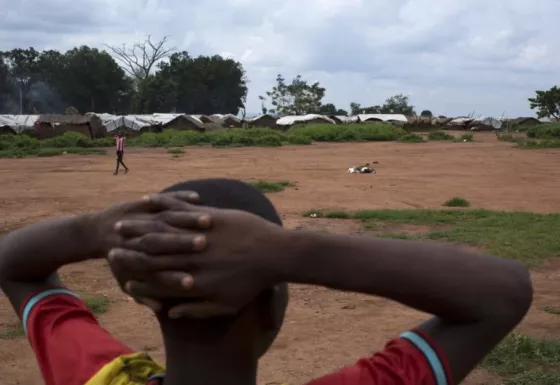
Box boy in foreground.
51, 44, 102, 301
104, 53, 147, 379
0, 179, 533, 385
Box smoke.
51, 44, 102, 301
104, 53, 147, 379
26, 81, 67, 114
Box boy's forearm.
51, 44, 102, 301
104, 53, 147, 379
279, 230, 531, 322
0, 214, 99, 282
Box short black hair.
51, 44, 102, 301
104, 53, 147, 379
158, 179, 287, 336
162, 178, 283, 226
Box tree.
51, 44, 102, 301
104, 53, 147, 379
133, 51, 248, 115
65, 106, 79, 115
350, 102, 381, 115
260, 74, 325, 116
59, 46, 133, 113
420, 110, 433, 118
529, 86, 560, 119
1, 48, 40, 113
380, 94, 415, 115
106, 35, 174, 82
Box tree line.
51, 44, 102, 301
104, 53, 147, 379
0, 36, 248, 115
1, 35, 557, 119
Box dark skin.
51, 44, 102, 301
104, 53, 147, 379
0, 191, 204, 325
0, 192, 533, 385
109, 199, 533, 385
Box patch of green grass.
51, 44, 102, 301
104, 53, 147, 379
248, 180, 295, 193
399, 133, 425, 143
443, 197, 471, 208
518, 139, 560, 149
286, 134, 312, 145
0, 324, 25, 339
301, 208, 560, 267
428, 131, 454, 140
84, 296, 110, 315
540, 306, 560, 315
167, 148, 185, 154
482, 334, 560, 382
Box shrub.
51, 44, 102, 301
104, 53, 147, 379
286, 134, 312, 145
519, 139, 560, 149
443, 197, 471, 208
527, 124, 560, 140
288, 123, 405, 142
42, 132, 92, 148
167, 148, 185, 154
255, 135, 282, 147
399, 133, 425, 143
91, 137, 115, 147
428, 131, 454, 140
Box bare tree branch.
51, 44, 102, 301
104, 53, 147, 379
105, 35, 175, 81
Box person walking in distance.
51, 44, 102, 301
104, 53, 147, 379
114, 132, 129, 175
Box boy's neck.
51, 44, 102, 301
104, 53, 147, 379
162, 336, 258, 385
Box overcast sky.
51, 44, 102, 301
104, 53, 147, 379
1, 0, 558, 117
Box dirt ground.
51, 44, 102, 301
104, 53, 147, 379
1, 132, 560, 385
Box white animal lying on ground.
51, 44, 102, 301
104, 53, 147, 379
348, 163, 376, 174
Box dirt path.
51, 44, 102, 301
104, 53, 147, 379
1, 134, 559, 384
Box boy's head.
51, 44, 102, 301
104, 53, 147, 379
157, 178, 289, 358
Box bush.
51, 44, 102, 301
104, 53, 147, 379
286, 134, 312, 145
399, 133, 425, 143
248, 180, 295, 193
0, 134, 40, 151
288, 123, 406, 142
443, 197, 471, 208
255, 135, 282, 147
527, 124, 560, 140
428, 131, 454, 140
91, 137, 115, 147
42, 132, 92, 148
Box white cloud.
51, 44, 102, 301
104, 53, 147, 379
1, 0, 559, 116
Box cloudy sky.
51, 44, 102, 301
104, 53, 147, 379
1, 0, 558, 117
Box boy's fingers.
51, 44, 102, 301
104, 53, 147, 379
142, 194, 198, 211
134, 297, 163, 313
114, 219, 177, 238
122, 233, 207, 255
161, 211, 212, 229
125, 272, 195, 299
164, 191, 200, 204
168, 302, 238, 319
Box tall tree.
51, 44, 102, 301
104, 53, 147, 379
1, 48, 41, 113
529, 86, 560, 119
59, 46, 133, 113
260, 74, 325, 115
420, 110, 433, 118
106, 35, 174, 82
133, 51, 247, 115
380, 94, 415, 115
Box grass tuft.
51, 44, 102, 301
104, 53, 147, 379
248, 180, 295, 193
84, 296, 110, 315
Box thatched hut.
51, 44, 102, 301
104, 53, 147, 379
503, 117, 541, 131
34, 114, 104, 139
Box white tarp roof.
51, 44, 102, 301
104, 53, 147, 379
332, 115, 358, 123
0, 115, 39, 134
276, 114, 335, 126
85, 112, 118, 124
450, 117, 473, 125
357, 114, 408, 123
244, 114, 276, 122
472, 116, 502, 129
104, 115, 153, 132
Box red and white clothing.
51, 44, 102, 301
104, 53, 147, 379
114, 136, 125, 152
21, 286, 453, 385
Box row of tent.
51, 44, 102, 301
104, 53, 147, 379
0, 112, 548, 139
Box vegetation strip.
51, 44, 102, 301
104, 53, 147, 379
303, 208, 560, 267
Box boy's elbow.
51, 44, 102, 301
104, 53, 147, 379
497, 261, 533, 325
